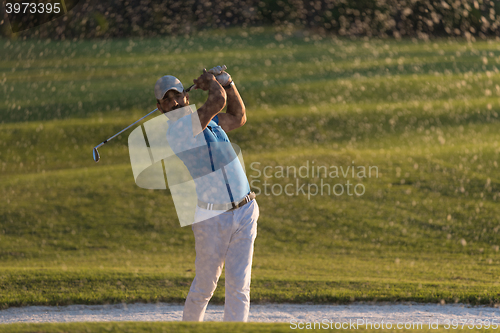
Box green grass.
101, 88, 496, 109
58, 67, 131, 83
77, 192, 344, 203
1, 27, 500, 312
3, 321, 498, 333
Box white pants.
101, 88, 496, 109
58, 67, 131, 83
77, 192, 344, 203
182, 199, 259, 322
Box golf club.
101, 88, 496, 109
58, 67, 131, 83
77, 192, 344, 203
92, 83, 196, 163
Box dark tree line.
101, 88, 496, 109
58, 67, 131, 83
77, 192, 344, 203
1, 0, 499, 39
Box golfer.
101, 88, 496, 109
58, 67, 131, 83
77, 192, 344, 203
154, 67, 259, 322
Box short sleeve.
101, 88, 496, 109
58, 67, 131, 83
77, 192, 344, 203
212, 115, 219, 125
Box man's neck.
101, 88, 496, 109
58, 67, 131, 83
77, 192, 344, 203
166, 105, 193, 121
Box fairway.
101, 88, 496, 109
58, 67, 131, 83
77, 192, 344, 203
1, 27, 500, 315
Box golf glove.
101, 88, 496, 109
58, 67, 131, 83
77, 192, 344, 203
207, 65, 227, 75
208, 65, 232, 87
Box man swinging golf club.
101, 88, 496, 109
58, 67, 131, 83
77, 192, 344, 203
154, 66, 259, 322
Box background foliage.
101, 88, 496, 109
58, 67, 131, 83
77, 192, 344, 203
1, 0, 500, 39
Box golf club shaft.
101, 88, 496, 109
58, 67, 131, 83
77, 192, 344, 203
96, 84, 197, 147
95, 108, 159, 149
93, 83, 197, 162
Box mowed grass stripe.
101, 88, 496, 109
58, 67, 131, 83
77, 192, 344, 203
0, 322, 294, 333
2, 92, 500, 130
1, 120, 499, 182
0, 255, 498, 309
2, 33, 498, 62
2, 49, 492, 82
2, 49, 498, 88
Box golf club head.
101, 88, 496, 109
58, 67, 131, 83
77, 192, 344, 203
93, 147, 100, 162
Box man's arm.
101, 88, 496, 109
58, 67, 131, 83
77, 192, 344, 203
217, 82, 246, 132
193, 70, 227, 133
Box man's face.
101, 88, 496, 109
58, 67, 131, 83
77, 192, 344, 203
157, 90, 189, 114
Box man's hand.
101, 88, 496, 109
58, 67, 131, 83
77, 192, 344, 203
193, 69, 217, 91
207, 65, 227, 76
208, 65, 232, 87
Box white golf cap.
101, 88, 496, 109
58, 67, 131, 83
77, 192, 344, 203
154, 75, 184, 100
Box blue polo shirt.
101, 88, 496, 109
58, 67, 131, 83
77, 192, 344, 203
167, 113, 250, 205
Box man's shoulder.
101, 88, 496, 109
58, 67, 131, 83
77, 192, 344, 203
167, 113, 207, 152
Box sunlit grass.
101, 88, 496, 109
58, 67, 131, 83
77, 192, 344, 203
0, 29, 499, 309
3, 321, 498, 333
